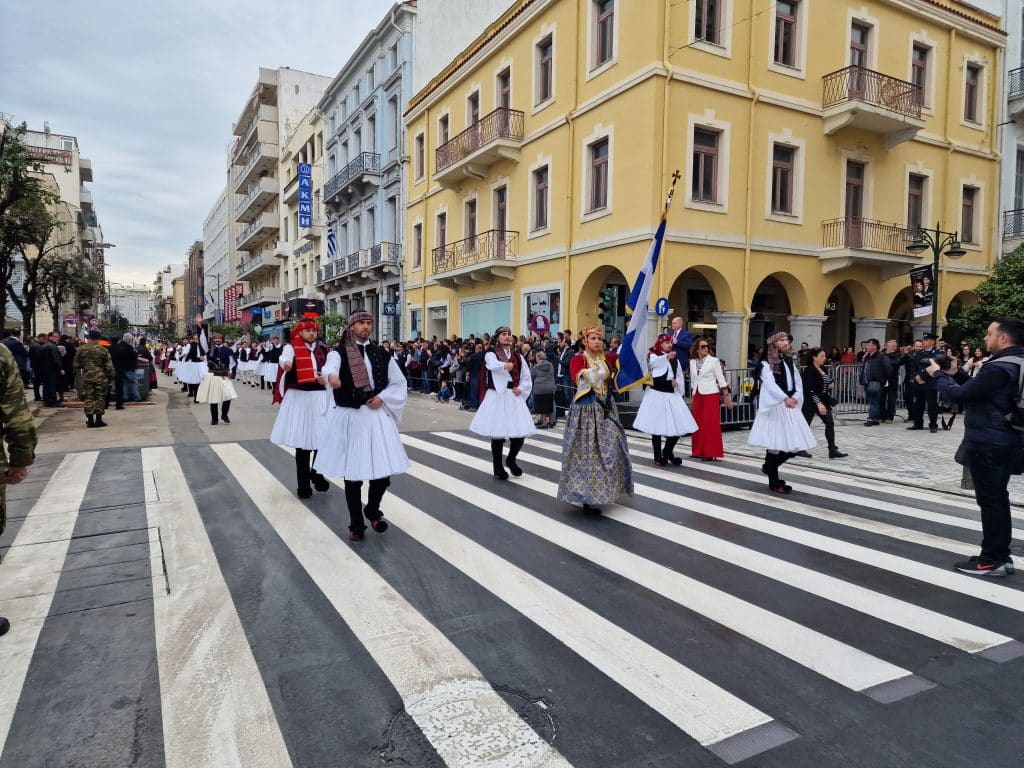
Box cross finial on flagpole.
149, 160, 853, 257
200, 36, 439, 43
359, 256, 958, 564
664, 169, 682, 215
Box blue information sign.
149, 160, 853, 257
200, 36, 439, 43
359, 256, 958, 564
382, 302, 398, 316
297, 162, 313, 227
655, 297, 670, 317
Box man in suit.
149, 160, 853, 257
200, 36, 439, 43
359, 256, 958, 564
669, 317, 693, 394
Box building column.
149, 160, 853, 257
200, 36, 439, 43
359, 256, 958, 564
787, 315, 828, 350
910, 319, 943, 340
712, 311, 746, 371
853, 317, 891, 346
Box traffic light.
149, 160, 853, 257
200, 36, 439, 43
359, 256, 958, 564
597, 289, 614, 325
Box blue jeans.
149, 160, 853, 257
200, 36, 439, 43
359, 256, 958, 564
122, 370, 141, 402
866, 384, 882, 421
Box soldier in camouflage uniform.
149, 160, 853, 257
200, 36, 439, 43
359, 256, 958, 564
73, 329, 115, 428
0, 342, 37, 637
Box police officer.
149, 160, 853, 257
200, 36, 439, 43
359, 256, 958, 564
906, 332, 940, 432
928, 317, 1024, 577
73, 329, 115, 428
0, 342, 38, 637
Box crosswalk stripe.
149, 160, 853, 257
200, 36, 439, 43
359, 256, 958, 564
0, 452, 98, 760
400, 438, 1011, 656
460, 433, 1024, 617
217, 443, 576, 768
142, 447, 293, 768
402, 436, 926, 696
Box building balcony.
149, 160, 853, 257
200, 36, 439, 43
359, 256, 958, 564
238, 286, 282, 310
235, 177, 278, 223
79, 188, 93, 212
431, 229, 518, 288
1003, 208, 1024, 243
235, 104, 279, 151
79, 157, 93, 183
1009, 67, 1024, 118
820, 217, 921, 278
822, 66, 924, 148
323, 152, 381, 207
235, 211, 278, 252
282, 172, 301, 204
434, 108, 525, 190
284, 287, 308, 300
233, 143, 277, 193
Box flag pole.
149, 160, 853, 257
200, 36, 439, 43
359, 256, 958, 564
663, 168, 681, 220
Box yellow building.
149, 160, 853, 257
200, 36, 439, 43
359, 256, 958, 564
404, 0, 1004, 367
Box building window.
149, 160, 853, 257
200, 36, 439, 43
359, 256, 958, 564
911, 44, 929, 107
465, 199, 477, 240
388, 98, 399, 150
497, 67, 512, 109
964, 64, 981, 123
533, 166, 549, 231
588, 138, 610, 212
414, 133, 425, 180
961, 186, 977, 243
692, 128, 719, 203
467, 92, 480, 126
907, 174, 926, 230
771, 144, 795, 214
695, 0, 720, 45
594, 0, 615, 67
413, 223, 423, 268
536, 35, 554, 104
438, 115, 449, 145
494, 185, 508, 231
774, 1, 798, 67
1015, 148, 1024, 209
367, 65, 375, 91
436, 213, 447, 257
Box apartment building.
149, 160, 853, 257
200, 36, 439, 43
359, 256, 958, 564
231, 67, 330, 331
999, 0, 1024, 253
404, 0, 1003, 367
202, 187, 231, 322
150, 265, 179, 330
316, 1, 416, 341
185, 240, 204, 321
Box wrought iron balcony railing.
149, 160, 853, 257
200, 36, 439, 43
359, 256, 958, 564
370, 241, 401, 265
1004, 208, 1024, 238
432, 229, 518, 274
1010, 67, 1024, 99
822, 66, 923, 119
324, 152, 381, 203
822, 217, 915, 255
435, 108, 526, 172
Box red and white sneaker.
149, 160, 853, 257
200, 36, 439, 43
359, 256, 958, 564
954, 556, 1013, 577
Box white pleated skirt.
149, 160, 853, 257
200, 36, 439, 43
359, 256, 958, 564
196, 374, 238, 404
633, 389, 699, 436
261, 362, 279, 382
469, 387, 537, 439
176, 361, 208, 385
271, 389, 331, 450
167, 360, 179, 371
314, 405, 411, 481
748, 405, 817, 452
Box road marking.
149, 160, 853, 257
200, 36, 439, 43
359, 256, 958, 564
216, 443, 575, 768
0, 452, 97, 759
142, 447, 293, 768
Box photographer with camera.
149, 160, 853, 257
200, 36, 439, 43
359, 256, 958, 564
926, 317, 1024, 577
906, 332, 941, 432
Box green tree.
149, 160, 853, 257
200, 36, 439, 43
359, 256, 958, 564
38, 249, 97, 332
318, 312, 347, 343
947, 248, 1024, 348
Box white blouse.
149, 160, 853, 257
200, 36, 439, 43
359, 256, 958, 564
689, 355, 728, 395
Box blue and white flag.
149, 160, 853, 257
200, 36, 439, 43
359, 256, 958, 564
615, 217, 667, 392
326, 219, 337, 260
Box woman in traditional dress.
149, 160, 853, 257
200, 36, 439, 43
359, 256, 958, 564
689, 336, 732, 461
175, 328, 208, 402
470, 326, 536, 480
634, 334, 698, 466
272, 319, 332, 498
193, 317, 238, 425
748, 331, 816, 493
556, 327, 633, 513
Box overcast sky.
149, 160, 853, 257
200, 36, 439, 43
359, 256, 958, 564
1, 0, 398, 289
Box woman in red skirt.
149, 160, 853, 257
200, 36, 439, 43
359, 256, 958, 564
688, 338, 732, 460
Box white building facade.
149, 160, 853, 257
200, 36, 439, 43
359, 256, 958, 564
1000, 0, 1024, 253
108, 284, 152, 328
202, 186, 231, 321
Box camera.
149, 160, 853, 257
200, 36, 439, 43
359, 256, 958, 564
926, 353, 953, 370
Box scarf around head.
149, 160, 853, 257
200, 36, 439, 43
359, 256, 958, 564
765, 331, 790, 375
650, 333, 674, 355
342, 314, 373, 390
291, 320, 321, 385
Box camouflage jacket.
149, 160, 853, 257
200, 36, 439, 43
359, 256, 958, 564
73, 342, 115, 382
0, 343, 36, 469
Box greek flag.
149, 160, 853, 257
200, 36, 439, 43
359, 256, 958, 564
326, 220, 337, 260
615, 217, 667, 393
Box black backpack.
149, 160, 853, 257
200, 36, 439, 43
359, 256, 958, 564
1003, 356, 1024, 431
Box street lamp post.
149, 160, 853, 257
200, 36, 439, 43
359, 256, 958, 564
906, 223, 967, 338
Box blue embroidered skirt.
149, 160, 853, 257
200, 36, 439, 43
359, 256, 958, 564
556, 393, 633, 506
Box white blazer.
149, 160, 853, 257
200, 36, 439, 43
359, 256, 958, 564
689, 355, 728, 395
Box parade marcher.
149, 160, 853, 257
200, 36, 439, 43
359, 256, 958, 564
236, 343, 251, 385
72, 329, 115, 428
800, 348, 847, 459
469, 326, 536, 480
0, 342, 37, 638
689, 337, 732, 461
314, 310, 410, 541
272, 318, 332, 499
634, 333, 698, 466
748, 331, 816, 493
556, 327, 633, 512
175, 328, 208, 402
194, 318, 238, 426
906, 332, 940, 432
261, 337, 283, 392
929, 317, 1024, 577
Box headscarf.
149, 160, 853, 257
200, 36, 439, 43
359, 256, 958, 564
765, 331, 791, 375
343, 310, 374, 389
649, 333, 674, 355
479, 325, 520, 400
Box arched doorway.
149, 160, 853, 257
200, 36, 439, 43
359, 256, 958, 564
577, 265, 630, 337
943, 290, 980, 347
667, 267, 722, 345
885, 288, 915, 345
748, 276, 792, 354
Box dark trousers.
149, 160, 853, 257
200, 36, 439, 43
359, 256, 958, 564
967, 448, 1016, 563
803, 406, 837, 450
883, 381, 899, 421
208, 400, 230, 424
42, 371, 60, 406
19, 368, 30, 388
764, 451, 794, 486
907, 384, 938, 427
344, 477, 390, 533
113, 371, 126, 407
468, 374, 481, 409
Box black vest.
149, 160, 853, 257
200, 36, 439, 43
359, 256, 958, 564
332, 342, 391, 408
771, 358, 798, 397
184, 343, 201, 362
285, 343, 329, 392
652, 356, 679, 393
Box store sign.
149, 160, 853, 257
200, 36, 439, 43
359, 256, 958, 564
382, 302, 398, 316
223, 283, 243, 322
297, 162, 313, 228
429, 307, 447, 321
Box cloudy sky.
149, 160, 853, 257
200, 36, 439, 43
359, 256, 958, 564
1, 0, 399, 288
